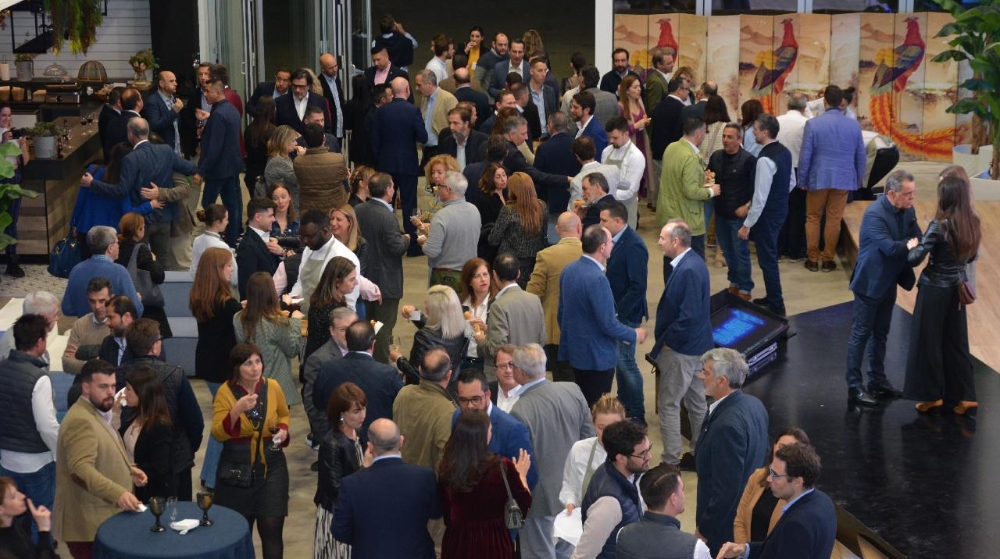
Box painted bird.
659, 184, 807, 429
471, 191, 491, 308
657, 18, 679, 60
751, 18, 798, 115
871, 17, 925, 96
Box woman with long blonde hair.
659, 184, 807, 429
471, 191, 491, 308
265, 125, 304, 209
394, 285, 472, 392
488, 172, 548, 287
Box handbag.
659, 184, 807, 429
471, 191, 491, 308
218, 381, 268, 488
126, 243, 165, 307
959, 276, 976, 307
48, 230, 82, 278
498, 460, 525, 530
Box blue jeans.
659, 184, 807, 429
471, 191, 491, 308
616, 319, 645, 421
199, 381, 223, 488
201, 175, 243, 246
846, 290, 895, 389
704, 201, 714, 241
715, 216, 753, 293
752, 214, 785, 310
0, 461, 55, 543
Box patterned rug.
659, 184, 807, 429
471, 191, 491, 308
0, 265, 69, 299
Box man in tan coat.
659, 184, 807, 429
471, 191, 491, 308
293, 122, 349, 215
527, 212, 582, 382
416, 69, 458, 165
54, 359, 144, 559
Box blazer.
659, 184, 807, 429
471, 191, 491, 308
489, 59, 530, 98
454, 86, 491, 131
650, 96, 686, 160
440, 128, 489, 165
98, 334, 135, 367
586, 87, 620, 128
89, 141, 198, 224
606, 225, 649, 324
363, 64, 409, 92
748, 489, 837, 559
502, 141, 570, 195
355, 198, 410, 299
510, 379, 595, 517
275, 91, 333, 135
53, 398, 134, 543
451, 405, 539, 488
419, 87, 459, 138
523, 99, 544, 142
693, 390, 769, 555
318, 73, 345, 137
850, 194, 921, 299
198, 99, 243, 179
246, 81, 282, 118
235, 229, 281, 298
142, 92, 180, 151
558, 256, 638, 370
314, 352, 403, 442
479, 285, 546, 378
798, 107, 866, 191
332, 456, 441, 559
583, 194, 615, 229
526, 237, 583, 346
651, 249, 714, 358
533, 132, 581, 213
372, 97, 428, 176
579, 116, 609, 160
733, 468, 784, 543
104, 110, 140, 157
644, 71, 669, 112
680, 99, 707, 123
658, 140, 713, 235
98, 104, 120, 156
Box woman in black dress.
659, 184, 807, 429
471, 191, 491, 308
122, 367, 175, 502
476, 163, 507, 265
905, 175, 982, 414
116, 212, 172, 338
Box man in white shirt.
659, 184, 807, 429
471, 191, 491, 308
493, 345, 522, 412
776, 92, 810, 263
424, 34, 452, 83
569, 137, 620, 210
0, 290, 59, 369
601, 116, 646, 229
290, 210, 375, 314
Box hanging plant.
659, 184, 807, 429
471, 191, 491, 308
46, 0, 104, 55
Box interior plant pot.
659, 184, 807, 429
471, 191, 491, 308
15, 60, 32, 81
34, 136, 57, 159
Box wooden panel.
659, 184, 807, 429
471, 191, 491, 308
739, 14, 774, 114
615, 14, 653, 75
792, 14, 832, 110
831, 13, 862, 102
675, 14, 707, 87
922, 12, 959, 161
706, 16, 742, 123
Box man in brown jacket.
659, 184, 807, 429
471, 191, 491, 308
54, 359, 144, 559
293, 122, 349, 215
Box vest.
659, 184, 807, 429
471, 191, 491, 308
711, 148, 755, 219
581, 462, 643, 559
616, 512, 699, 559
0, 352, 51, 454
118, 357, 192, 473
757, 141, 793, 220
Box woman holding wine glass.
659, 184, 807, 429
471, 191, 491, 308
304, 256, 357, 361
212, 342, 291, 559
458, 257, 495, 372
121, 366, 175, 503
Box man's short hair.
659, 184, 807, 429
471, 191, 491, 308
304, 105, 325, 120
510, 83, 529, 102
582, 224, 609, 254
667, 77, 685, 94
330, 307, 358, 326
457, 369, 490, 393
368, 421, 402, 454
512, 343, 546, 379
247, 197, 276, 220
823, 85, 843, 108
431, 34, 451, 57
601, 200, 628, 224
291, 68, 313, 86
666, 219, 692, 248
486, 134, 509, 162
885, 169, 915, 193
449, 106, 472, 125
417, 69, 438, 87
787, 92, 807, 112
573, 91, 596, 115
584, 171, 610, 194
420, 347, 452, 381
503, 115, 528, 136
345, 319, 377, 352
581, 66, 601, 89
444, 170, 468, 196
300, 209, 330, 228
453, 68, 471, 85
682, 116, 705, 137
303, 122, 325, 148
209, 64, 230, 86
127, 118, 150, 139
775, 443, 822, 488
602, 420, 647, 464
452, 53, 469, 70
724, 122, 743, 136
492, 253, 519, 282
368, 172, 393, 198
605, 115, 630, 135
108, 87, 123, 106
755, 114, 779, 140
125, 318, 161, 356
79, 358, 116, 383
13, 314, 48, 352
120, 88, 142, 111
23, 291, 59, 316
106, 295, 137, 319
548, 111, 570, 134
639, 463, 682, 510
612, 47, 629, 60
87, 277, 113, 295
373, 83, 392, 102
701, 348, 749, 389
87, 226, 118, 255
842, 86, 856, 104
572, 136, 597, 161
570, 52, 588, 72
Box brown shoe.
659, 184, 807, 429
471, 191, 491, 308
804, 260, 819, 272
737, 292, 752, 301
954, 401, 979, 415
821, 261, 836, 272
915, 399, 944, 412
727, 286, 740, 295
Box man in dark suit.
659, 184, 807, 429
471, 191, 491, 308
314, 320, 403, 441
694, 348, 769, 556
103, 88, 142, 157
599, 48, 643, 97
97, 296, 137, 367
846, 169, 921, 406
489, 38, 529, 98
371, 77, 427, 255
526, 59, 559, 139
558, 225, 646, 406
302, 307, 356, 451
364, 45, 409, 92
534, 112, 581, 242
570, 90, 608, 157
355, 173, 411, 363
511, 83, 543, 142
246, 68, 290, 118
578, 172, 615, 230
98, 88, 123, 159
475, 32, 509, 93
318, 53, 346, 148
440, 106, 487, 168
680, 81, 717, 123
501, 116, 571, 203
717, 444, 837, 559
332, 418, 441, 559
142, 71, 183, 155
601, 202, 649, 423
453, 369, 538, 487
276, 68, 333, 136
235, 198, 281, 298
452, 68, 490, 131
649, 76, 690, 209
179, 63, 210, 159
199, 78, 244, 245
651, 219, 713, 469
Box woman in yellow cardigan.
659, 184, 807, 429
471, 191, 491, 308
213, 342, 291, 559
733, 428, 812, 543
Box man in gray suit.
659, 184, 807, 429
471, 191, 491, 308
355, 173, 411, 363
582, 66, 619, 128
475, 253, 546, 382
510, 344, 595, 559
302, 307, 357, 453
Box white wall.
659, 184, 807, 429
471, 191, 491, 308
0, 0, 151, 79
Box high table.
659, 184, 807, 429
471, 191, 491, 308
93, 502, 254, 559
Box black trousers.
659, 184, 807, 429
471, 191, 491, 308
904, 283, 976, 404
778, 187, 807, 259
574, 367, 616, 408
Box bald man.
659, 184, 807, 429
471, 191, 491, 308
143, 70, 183, 154
371, 76, 428, 254
318, 53, 345, 142
527, 212, 584, 382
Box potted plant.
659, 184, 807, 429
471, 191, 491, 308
28, 121, 59, 160
931, 0, 1000, 180
14, 53, 33, 81
45, 0, 104, 55
0, 141, 39, 252
129, 49, 156, 84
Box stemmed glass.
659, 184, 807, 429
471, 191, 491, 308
149, 496, 166, 532
197, 491, 214, 526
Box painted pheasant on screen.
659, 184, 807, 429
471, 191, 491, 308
751, 18, 797, 115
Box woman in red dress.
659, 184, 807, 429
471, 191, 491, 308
438, 410, 532, 559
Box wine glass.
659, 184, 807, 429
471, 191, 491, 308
388, 335, 401, 357
149, 496, 166, 532
167, 496, 179, 525
197, 491, 214, 526
269, 425, 283, 451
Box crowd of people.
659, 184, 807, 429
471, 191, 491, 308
0, 15, 984, 559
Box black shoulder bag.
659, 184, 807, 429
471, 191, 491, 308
499, 460, 525, 529
218, 381, 268, 488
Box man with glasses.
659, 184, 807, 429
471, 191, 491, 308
276, 68, 333, 135
453, 369, 537, 487
717, 444, 836, 559
491, 345, 521, 411
415, 171, 481, 288
62, 226, 144, 319
693, 348, 768, 557
574, 420, 651, 559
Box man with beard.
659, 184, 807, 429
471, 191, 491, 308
97, 296, 137, 367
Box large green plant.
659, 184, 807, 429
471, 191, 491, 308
0, 142, 39, 251
931, 0, 1000, 179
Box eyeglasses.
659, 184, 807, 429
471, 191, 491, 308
768, 468, 792, 480
631, 446, 652, 459
495, 362, 514, 370
457, 395, 485, 406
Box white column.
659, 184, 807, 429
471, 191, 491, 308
595, 0, 614, 77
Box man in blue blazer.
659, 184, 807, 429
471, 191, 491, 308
571, 90, 608, 158
534, 113, 581, 243
717, 444, 837, 559
489, 38, 530, 98
651, 219, 713, 468
246, 68, 290, 118
846, 169, 921, 407
559, 224, 647, 407
275, 69, 333, 135
601, 201, 649, 424
453, 370, 538, 488
332, 419, 441, 559
142, 70, 182, 155
371, 76, 428, 254
199, 78, 244, 245
694, 348, 769, 556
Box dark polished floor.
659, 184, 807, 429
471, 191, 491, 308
742, 302, 1000, 558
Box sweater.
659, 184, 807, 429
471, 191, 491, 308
212, 378, 291, 472
62, 314, 111, 375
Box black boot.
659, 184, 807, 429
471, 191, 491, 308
5, 255, 24, 278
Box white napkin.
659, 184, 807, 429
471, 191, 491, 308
553, 509, 583, 546
170, 519, 200, 534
